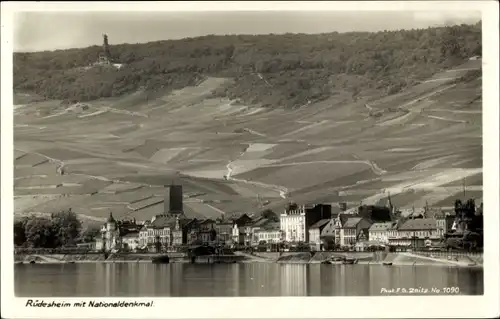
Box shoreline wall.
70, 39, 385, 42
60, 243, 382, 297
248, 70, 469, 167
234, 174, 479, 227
15, 251, 483, 267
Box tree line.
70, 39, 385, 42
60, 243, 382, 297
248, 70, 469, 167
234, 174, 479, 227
14, 209, 101, 248
14, 22, 481, 108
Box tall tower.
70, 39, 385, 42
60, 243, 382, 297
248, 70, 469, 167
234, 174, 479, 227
102, 34, 112, 60
164, 184, 183, 215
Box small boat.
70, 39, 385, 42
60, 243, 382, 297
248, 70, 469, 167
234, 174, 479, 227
67, 261, 75, 264
152, 255, 170, 264
383, 262, 393, 266
343, 258, 356, 265
29, 260, 36, 264
321, 260, 332, 265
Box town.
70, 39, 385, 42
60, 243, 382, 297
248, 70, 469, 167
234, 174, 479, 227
82, 183, 483, 255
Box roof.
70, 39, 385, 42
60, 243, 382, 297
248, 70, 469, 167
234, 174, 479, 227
200, 219, 215, 224
227, 212, 250, 220
309, 219, 330, 230
339, 214, 351, 226
358, 205, 392, 222
151, 215, 177, 228
369, 222, 393, 232
122, 231, 139, 238
262, 222, 280, 231
320, 220, 336, 237
343, 217, 362, 228
106, 212, 116, 223
215, 221, 233, 226
251, 218, 271, 228
180, 218, 196, 228
399, 218, 437, 231
331, 205, 342, 215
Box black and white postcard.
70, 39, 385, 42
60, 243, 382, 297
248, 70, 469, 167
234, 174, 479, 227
1, 1, 499, 318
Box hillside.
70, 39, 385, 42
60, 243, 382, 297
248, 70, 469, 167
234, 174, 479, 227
13, 24, 482, 225
14, 23, 481, 109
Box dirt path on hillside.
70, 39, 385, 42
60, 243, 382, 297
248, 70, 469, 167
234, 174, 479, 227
225, 145, 289, 199
263, 160, 387, 176
426, 115, 468, 123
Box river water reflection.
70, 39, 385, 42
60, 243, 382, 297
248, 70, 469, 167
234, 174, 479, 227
15, 263, 483, 297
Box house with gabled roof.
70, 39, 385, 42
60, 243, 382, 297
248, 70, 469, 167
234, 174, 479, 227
388, 218, 440, 248
339, 217, 373, 247
368, 222, 394, 244
189, 219, 217, 244
96, 213, 143, 252
308, 219, 331, 251
254, 222, 281, 245
139, 214, 177, 252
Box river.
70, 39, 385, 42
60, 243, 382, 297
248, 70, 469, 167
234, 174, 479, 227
15, 263, 483, 297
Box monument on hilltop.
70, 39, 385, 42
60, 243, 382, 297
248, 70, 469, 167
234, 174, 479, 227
97, 34, 113, 65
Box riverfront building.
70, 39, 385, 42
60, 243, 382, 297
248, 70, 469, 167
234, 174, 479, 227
308, 219, 331, 251
339, 217, 372, 246
368, 222, 394, 244
139, 214, 174, 251
254, 222, 281, 244
387, 218, 441, 248
96, 213, 142, 252
280, 203, 332, 243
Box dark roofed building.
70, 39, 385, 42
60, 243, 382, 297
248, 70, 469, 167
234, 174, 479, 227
227, 213, 253, 227
398, 218, 437, 231
320, 219, 336, 238
343, 217, 362, 228
339, 213, 352, 226
214, 221, 233, 244
309, 219, 331, 230
189, 218, 217, 244
358, 205, 392, 222
389, 218, 441, 248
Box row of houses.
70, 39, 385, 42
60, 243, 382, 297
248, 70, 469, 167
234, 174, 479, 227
94, 182, 476, 252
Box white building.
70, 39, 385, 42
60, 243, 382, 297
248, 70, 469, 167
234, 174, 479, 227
122, 232, 140, 251
95, 213, 142, 252
139, 214, 175, 252
255, 223, 281, 244
368, 222, 394, 244
280, 205, 306, 243
99, 213, 120, 252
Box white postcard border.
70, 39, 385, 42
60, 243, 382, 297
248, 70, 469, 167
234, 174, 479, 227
1, 1, 498, 318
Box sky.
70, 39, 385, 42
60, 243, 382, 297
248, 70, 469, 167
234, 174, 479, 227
14, 11, 481, 52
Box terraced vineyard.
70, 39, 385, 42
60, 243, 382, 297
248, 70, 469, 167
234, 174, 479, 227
14, 59, 482, 225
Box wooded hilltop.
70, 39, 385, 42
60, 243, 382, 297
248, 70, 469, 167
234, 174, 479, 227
14, 22, 481, 108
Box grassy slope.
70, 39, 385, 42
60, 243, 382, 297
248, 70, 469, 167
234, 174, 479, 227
13, 24, 482, 223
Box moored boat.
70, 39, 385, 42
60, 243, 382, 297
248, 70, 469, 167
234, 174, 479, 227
152, 255, 170, 264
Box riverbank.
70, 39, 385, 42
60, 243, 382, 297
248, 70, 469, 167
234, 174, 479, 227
242, 251, 482, 268
14, 251, 483, 268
